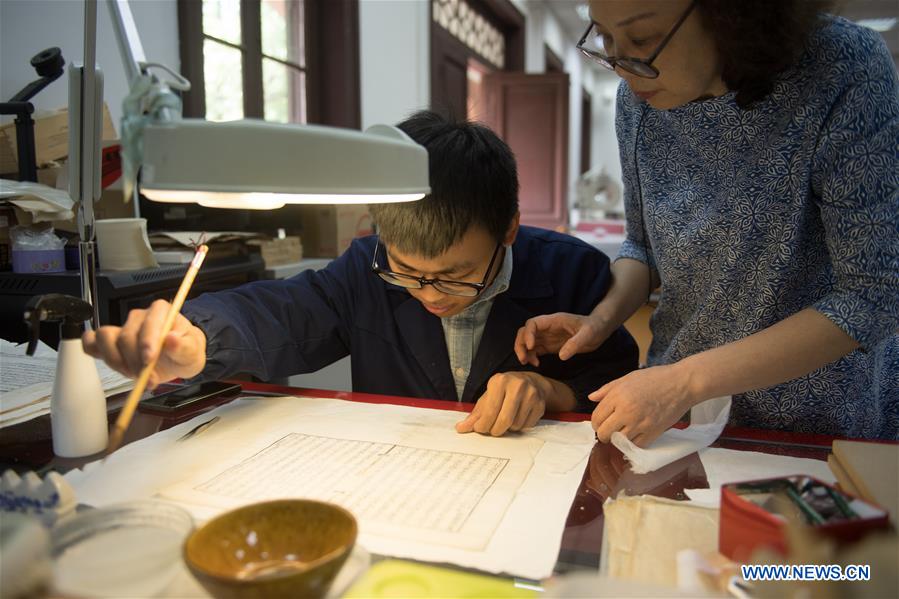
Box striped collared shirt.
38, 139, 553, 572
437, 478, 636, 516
439, 246, 513, 401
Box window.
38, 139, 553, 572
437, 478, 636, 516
178, 0, 359, 128
178, 0, 305, 122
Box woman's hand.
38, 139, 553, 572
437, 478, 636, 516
589, 364, 695, 447
514, 312, 610, 367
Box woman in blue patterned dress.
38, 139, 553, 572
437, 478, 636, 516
515, 0, 898, 443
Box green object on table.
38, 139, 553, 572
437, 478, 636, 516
785, 481, 826, 525
343, 560, 538, 598
824, 484, 858, 519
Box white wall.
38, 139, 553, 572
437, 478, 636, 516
513, 0, 569, 74
546, 4, 623, 201
588, 69, 622, 184
542, 6, 569, 62
0, 0, 180, 130
512, 0, 623, 209
564, 44, 584, 208
359, 0, 430, 129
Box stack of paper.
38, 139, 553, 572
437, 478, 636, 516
148, 231, 261, 262
0, 178, 74, 222
0, 340, 133, 428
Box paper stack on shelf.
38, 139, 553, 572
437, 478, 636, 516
148, 231, 261, 262
0, 339, 133, 428
0, 178, 74, 222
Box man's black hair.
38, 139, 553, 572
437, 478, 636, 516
369, 110, 519, 258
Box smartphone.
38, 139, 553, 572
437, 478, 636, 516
138, 381, 242, 413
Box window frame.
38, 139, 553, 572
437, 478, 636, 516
177, 0, 360, 128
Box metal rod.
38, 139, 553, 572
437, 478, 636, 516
109, 0, 147, 84
79, 240, 100, 328
72, 0, 103, 328
81, 0, 98, 224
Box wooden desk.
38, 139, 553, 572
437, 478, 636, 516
0, 381, 834, 574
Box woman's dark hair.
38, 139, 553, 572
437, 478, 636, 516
369, 111, 519, 258
696, 0, 835, 108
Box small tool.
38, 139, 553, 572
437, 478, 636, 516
176, 416, 221, 442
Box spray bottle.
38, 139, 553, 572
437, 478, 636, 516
24, 294, 108, 457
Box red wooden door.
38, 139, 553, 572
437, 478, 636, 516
482, 72, 569, 231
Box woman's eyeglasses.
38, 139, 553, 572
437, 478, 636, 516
371, 238, 502, 298
576, 0, 696, 79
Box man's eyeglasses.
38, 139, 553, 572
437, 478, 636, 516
371, 238, 502, 298
576, 0, 696, 79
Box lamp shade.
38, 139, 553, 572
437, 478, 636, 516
138, 120, 430, 209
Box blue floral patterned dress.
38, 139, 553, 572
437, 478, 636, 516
615, 17, 899, 439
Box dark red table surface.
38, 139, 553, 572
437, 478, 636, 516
0, 381, 848, 574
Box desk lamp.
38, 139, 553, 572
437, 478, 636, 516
72, 0, 430, 326
35, 0, 428, 456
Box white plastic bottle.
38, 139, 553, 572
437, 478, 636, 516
25, 294, 109, 457
51, 337, 108, 457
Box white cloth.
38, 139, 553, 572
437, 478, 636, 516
611, 396, 731, 474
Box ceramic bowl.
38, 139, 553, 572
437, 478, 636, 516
184, 499, 357, 599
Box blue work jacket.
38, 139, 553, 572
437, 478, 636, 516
183, 226, 638, 411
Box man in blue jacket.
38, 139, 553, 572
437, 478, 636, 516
83, 111, 637, 436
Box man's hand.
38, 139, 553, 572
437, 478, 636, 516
514, 312, 609, 367
455, 371, 575, 436
589, 364, 693, 447
82, 299, 207, 389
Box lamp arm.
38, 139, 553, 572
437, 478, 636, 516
69, 0, 103, 327
108, 0, 190, 101
108, 0, 147, 84
71, 0, 191, 328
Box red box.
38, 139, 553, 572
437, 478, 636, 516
719, 475, 890, 561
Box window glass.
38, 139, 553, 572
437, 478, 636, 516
262, 0, 305, 67
263, 59, 306, 123
203, 39, 244, 121
202, 0, 241, 45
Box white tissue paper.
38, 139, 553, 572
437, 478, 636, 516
611, 396, 731, 474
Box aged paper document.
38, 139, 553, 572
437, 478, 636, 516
167, 432, 523, 550
65, 396, 596, 579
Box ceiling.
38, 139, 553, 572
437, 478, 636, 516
546, 0, 898, 65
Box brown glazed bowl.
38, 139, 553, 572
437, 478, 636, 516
183, 500, 357, 599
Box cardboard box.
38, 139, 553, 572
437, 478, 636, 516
29, 139, 120, 191
0, 103, 116, 175
299, 205, 373, 258
36, 164, 64, 189
247, 236, 303, 267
